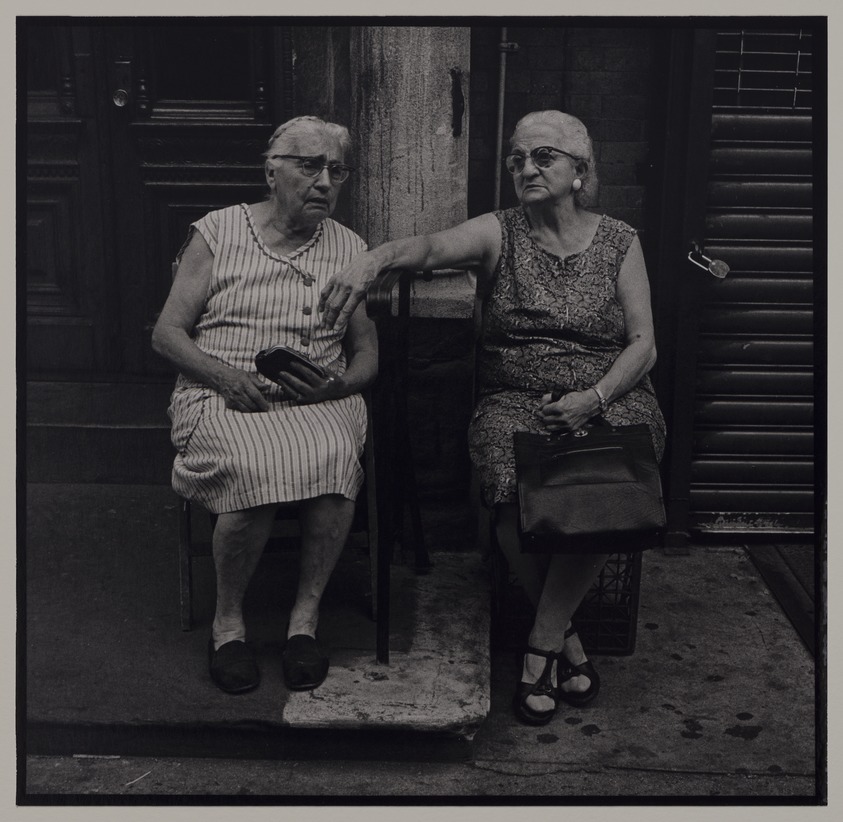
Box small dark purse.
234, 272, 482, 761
255, 344, 328, 383
514, 417, 666, 553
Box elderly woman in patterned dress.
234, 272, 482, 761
152, 116, 378, 695
319, 110, 666, 725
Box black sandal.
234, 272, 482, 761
512, 645, 561, 726
557, 626, 600, 707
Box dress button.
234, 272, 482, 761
302, 305, 312, 315
300, 336, 310, 347
302, 276, 314, 287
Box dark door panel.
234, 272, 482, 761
98, 23, 279, 376
24, 20, 291, 379
24, 24, 120, 376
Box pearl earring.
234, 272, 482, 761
572, 178, 582, 192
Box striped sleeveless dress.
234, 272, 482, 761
167, 203, 368, 514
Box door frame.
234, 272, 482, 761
647, 28, 719, 550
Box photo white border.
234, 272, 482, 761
3, 0, 836, 817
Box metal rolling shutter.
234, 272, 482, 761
690, 29, 814, 537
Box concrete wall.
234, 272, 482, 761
349, 26, 470, 244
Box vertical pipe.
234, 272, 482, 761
493, 26, 508, 210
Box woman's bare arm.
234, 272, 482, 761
151, 231, 269, 412
318, 212, 501, 330
540, 234, 657, 431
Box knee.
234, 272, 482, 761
302, 495, 354, 543
215, 504, 277, 539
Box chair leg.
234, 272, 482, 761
363, 396, 379, 624
364, 390, 389, 664
178, 498, 193, 631
375, 529, 390, 664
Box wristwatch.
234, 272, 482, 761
591, 384, 608, 413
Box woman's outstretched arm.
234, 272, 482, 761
318, 212, 501, 330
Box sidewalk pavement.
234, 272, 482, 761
22, 483, 820, 800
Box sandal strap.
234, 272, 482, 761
525, 644, 557, 660
560, 626, 590, 681
557, 653, 596, 687
557, 655, 579, 685
521, 646, 558, 698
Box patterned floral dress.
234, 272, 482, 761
468, 207, 667, 507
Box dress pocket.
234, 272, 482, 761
168, 388, 210, 454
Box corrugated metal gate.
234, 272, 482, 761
689, 29, 816, 538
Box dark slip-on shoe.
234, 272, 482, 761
208, 639, 260, 694
282, 634, 329, 691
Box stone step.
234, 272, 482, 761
25, 481, 491, 759
26, 381, 175, 484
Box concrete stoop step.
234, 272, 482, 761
26, 548, 491, 762
280, 556, 490, 734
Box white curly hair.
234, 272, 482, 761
263, 115, 352, 160
511, 110, 598, 206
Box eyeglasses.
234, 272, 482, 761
270, 154, 354, 184
504, 146, 579, 175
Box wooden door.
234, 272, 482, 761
25, 23, 118, 377
24, 21, 293, 380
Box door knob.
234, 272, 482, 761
112, 88, 129, 107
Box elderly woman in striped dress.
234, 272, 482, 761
152, 116, 378, 694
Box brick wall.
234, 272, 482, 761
469, 25, 662, 229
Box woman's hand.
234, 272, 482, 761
318, 214, 502, 330
272, 362, 346, 405
213, 366, 270, 412
318, 250, 383, 331
538, 390, 598, 433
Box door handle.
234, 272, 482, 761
688, 242, 729, 279
112, 88, 130, 107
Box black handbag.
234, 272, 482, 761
514, 418, 666, 553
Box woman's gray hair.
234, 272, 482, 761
511, 110, 598, 206
264, 115, 352, 160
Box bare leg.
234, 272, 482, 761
288, 494, 356, 639
211, 504, 278, 650
496, 503, 609, 713
494, 503, 548, 608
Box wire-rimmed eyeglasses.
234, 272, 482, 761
504, 146, 579, 175
270, 154, 354, 184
